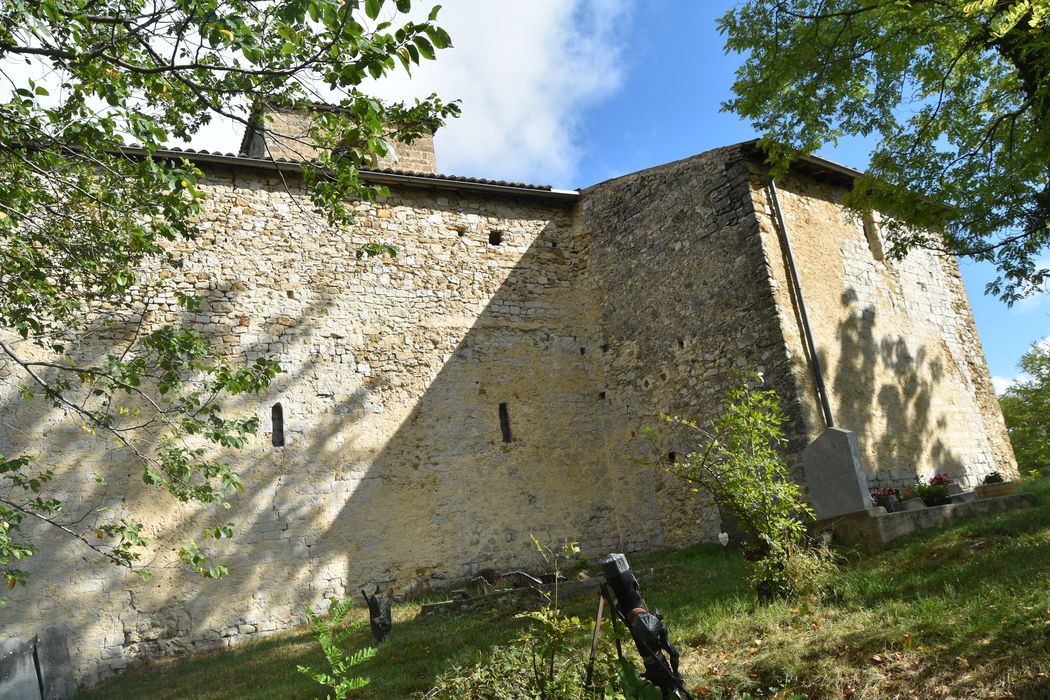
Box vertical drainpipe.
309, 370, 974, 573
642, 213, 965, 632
767, 176, 835, 429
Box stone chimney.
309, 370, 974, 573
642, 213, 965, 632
240, 104, 437, 174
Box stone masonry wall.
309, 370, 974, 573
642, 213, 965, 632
244, 106, 438, 173
0, 168, 655, 687
577, 148, 808, 548
749, 167, 1018, 489
0, 146, 1019, 689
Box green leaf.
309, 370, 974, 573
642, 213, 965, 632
412, 36, 435, 60
424, 25, 451, 49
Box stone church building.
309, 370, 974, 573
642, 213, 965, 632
0, 106, 1016, 686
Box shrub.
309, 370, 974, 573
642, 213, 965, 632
297, 596, 376, 700
651, 370, 831, 600
983, 471, 1005, 485
422, 538, 622, 700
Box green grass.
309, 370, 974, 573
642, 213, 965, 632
84, 478, 1050, 699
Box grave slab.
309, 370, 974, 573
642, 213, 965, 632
0, 637, 43, 700
815, 493, 1036, 549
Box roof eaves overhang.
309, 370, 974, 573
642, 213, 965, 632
118, 146, 581, 204
736, 140, 955, 213
737, 139, 863, 187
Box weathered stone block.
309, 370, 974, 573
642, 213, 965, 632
0, 637, 42, 700
802, 428, 873, 520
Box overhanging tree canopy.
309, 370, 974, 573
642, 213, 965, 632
0, 0, 458, 598
721, 0, 1050, 303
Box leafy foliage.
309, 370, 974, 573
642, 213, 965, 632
298, 596, 377, 699
652, 371, 830, 599
1000, 341, 1050, 472
423, 538, 625, 700
0, 0, 457, 598
721, 0, 1050, 303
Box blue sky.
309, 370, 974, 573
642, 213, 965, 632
560, 1, 1046, 391
184, 0, 1046, 387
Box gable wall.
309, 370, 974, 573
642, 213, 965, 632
577, 147, 811, 547
750, 169, 1017, 488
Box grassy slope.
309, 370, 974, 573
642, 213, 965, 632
83, 478, 1050, 699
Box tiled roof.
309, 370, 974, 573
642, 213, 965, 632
122, 145, 579, 201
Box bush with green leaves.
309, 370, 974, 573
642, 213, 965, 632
650, 371, 833, 600
298, 596, 377, 700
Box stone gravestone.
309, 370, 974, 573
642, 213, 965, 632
0, 637, 43, 700
802, 427, 874, 520
36, 627, 76, 700
0, 627, 75, 700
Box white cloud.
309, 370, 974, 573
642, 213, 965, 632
3, 2, 634, 186
992, 375, 1017, 395
178, 1, 633, 187
361, 0, 633, 186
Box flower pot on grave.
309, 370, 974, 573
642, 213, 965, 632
874, 494, 899, 512
975, 481, 1018, 499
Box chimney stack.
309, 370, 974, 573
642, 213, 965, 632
240, 104, 437, 174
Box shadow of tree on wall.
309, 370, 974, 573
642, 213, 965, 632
0, 185, 670, 688
830, 288, 963, 486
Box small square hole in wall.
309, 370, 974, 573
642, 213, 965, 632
488, 230, 503, 246
667, 451, 677, 464
598, 391, 606, 400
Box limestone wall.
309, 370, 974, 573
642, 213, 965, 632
243, 106, 438, 173
577, 148, 808, 548
0, 147, 1019, 688
750, 168, 1018, 488
0, 168, 651, 686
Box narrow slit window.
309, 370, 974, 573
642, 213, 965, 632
271, 403, 285, 447
667, 451, 677, 464
488, 230, 503, 246
498, 402, 512, 443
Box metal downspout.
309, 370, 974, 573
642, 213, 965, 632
767, 176, 835, 429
